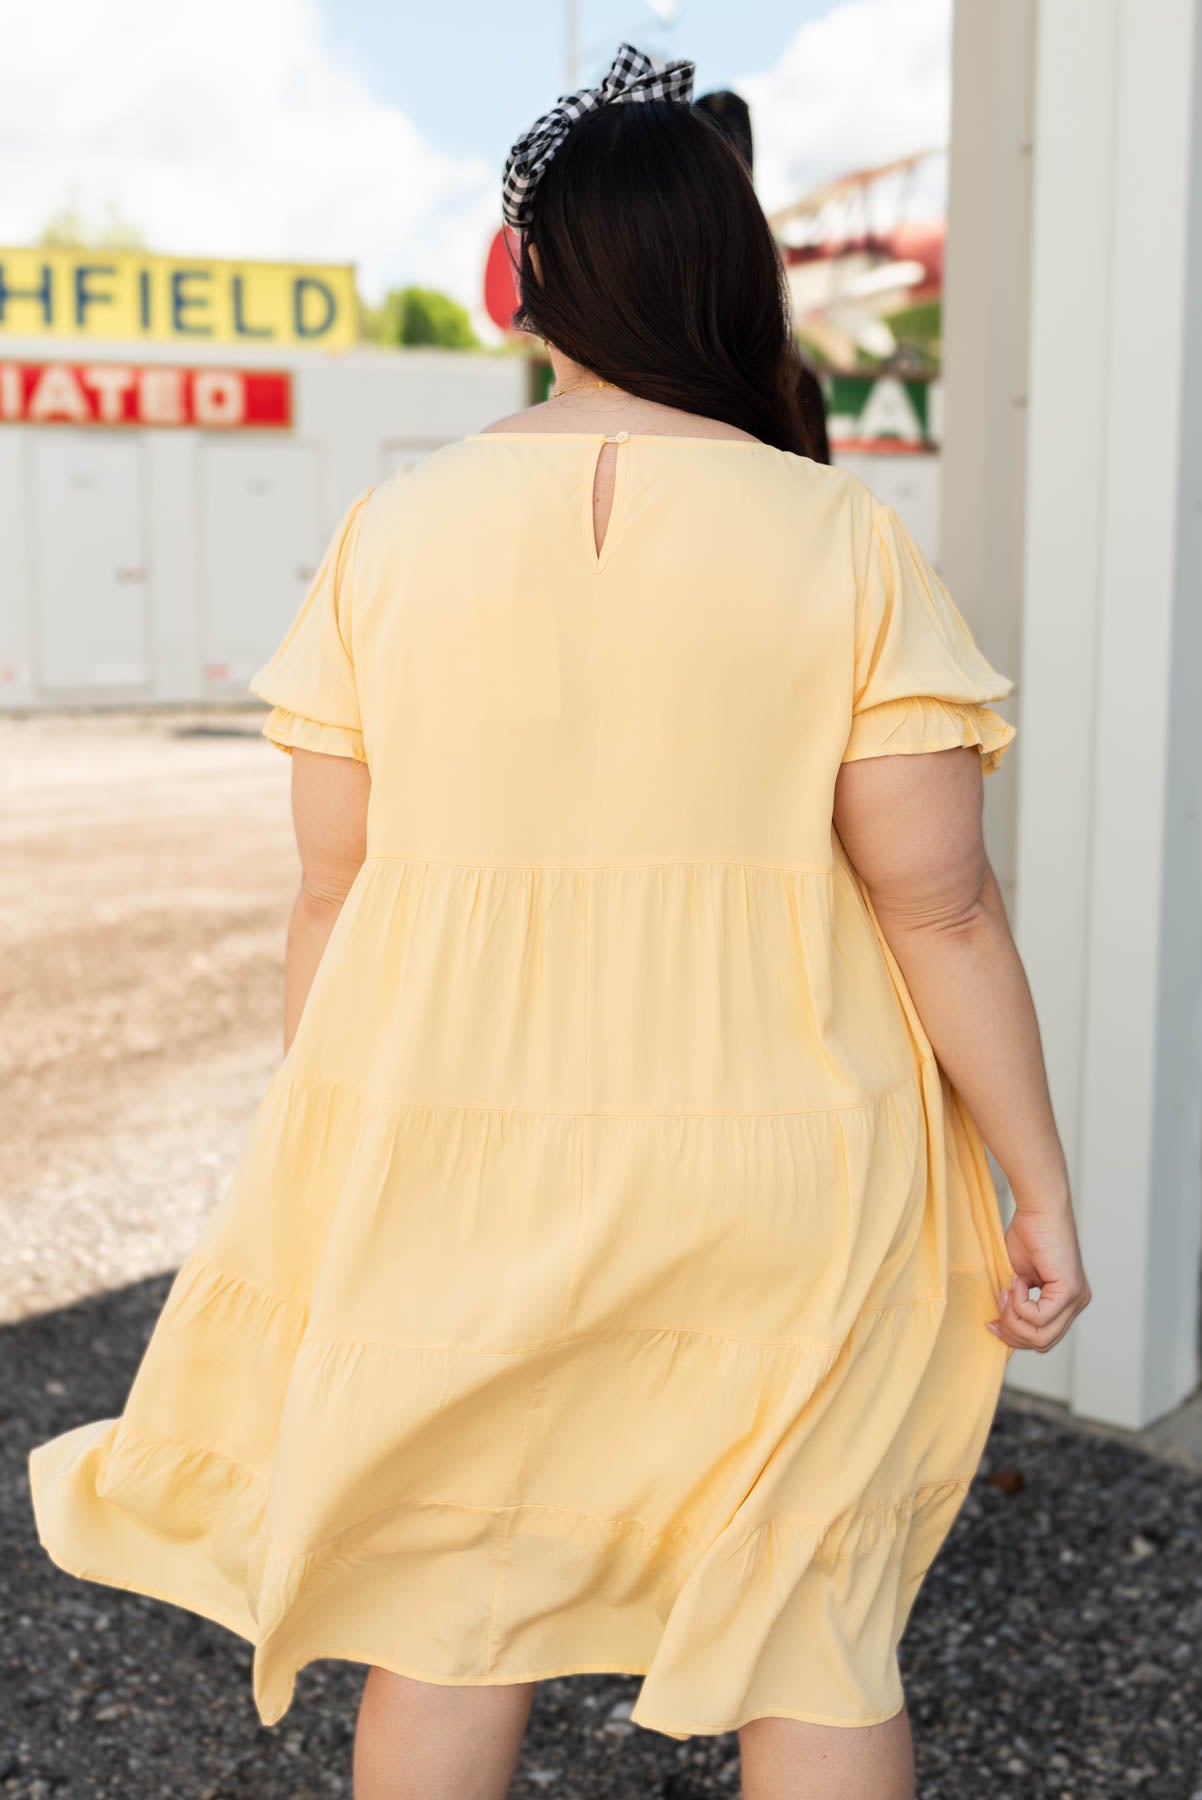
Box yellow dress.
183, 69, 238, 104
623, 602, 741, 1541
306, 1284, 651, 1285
29, 433, 1019, 1740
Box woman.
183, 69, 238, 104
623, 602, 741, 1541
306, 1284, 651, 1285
29, 45, 1090, 1800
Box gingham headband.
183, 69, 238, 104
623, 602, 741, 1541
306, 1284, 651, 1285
501, 42, 696, 231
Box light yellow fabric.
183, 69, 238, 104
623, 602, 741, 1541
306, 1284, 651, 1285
29, 435, 1019, 1740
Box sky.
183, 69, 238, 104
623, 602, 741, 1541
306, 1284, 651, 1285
0, 0, 952, 334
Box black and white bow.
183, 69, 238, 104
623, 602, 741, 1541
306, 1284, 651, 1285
501, 42, 696, 231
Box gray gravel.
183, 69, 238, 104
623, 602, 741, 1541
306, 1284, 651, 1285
4, 1279, 1200, 1800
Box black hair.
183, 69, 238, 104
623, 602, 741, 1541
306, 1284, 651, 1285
511, 100, 811, 456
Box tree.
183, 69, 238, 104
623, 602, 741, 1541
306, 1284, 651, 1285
883, 299, 942, 371
39, 191, 148, 252
362, 285, 479, 349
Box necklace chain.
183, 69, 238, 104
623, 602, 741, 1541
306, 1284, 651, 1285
549, 376, 616, 400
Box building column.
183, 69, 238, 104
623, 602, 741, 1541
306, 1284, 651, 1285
941, 0, 1037, 904
946, 0, 1202, 1427
1029, 0, 1199, 1426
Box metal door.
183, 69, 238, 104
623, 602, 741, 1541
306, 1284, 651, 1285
30, 434, 150, 692
199, 441, 323, 689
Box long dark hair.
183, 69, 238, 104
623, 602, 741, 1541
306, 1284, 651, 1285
510, 100, 812, 456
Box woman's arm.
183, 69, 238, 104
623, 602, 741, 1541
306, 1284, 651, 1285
283, 748, 370, 1054
833, 744, 1091, 1352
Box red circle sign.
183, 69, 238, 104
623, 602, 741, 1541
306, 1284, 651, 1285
484, 226, 522, 334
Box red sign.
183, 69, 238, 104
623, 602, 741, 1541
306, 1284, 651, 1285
483, 226, 522, 334
0, 360, 292, 429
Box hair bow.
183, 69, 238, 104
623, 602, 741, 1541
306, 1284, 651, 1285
501, 41, 696, 231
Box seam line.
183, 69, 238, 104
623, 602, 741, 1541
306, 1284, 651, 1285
173, 1260, 945, 1356
91, 1427, 975, 1576
273, 1065, 934, 1123
482, 1364, 545, 1673
734, 1476, 974, 1540
263, 1472, 974, 1573
110, 1420, 266, 1488
171, 1252, 307, 1320
295, 1297, 946, 1360
280, 1494, 698, 1573
360, 854, 837, 874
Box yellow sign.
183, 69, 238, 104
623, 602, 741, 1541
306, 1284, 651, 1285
0, 249, 358, 349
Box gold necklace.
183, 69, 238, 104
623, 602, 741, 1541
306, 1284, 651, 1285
549, 376, 615, 399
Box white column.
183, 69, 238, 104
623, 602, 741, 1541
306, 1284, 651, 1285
941, 0, 1037, 902
941, 1, 1052, 1398
1016, 0, 1202, 1426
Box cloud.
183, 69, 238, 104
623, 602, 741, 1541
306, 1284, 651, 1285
0, 0, 498, 317
739, 0, 952, 214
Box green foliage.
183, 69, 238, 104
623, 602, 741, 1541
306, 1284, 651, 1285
883, 299, 942, 366
361, 285, 479, 349
39, 192, 148, 252
794, 332, 830, 372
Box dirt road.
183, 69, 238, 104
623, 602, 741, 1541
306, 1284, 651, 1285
0, 707, 297, 1324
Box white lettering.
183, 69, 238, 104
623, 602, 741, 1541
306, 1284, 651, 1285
192, 369, 245, 426
28, 364, 89, 422
82, 364, 135, 424
857, 377, 923, 445
138, 366, 185, 425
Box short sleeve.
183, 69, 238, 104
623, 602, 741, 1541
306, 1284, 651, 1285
247, 489, 371, 763
842, 501, 1016, 777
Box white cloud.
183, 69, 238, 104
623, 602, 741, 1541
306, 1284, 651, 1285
739, 0, 952, 214
0, 0, 498, 317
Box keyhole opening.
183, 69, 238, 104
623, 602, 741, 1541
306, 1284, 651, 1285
591, 439, 619, 561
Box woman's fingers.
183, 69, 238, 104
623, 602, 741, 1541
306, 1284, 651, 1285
1002, 1276, 1063, 1346
990, 1309, 1064, 1351
988, 1272, 1091, 1351
1009, 1277, 1062, 1331
986, 1209, 1092, 1352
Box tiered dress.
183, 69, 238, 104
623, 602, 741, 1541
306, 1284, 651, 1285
29, 432, 1018, 1740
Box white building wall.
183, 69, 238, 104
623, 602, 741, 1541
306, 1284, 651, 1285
1059, 0, 1202, 1427
0, 342, 528, 711
947, 0, 1202, 1427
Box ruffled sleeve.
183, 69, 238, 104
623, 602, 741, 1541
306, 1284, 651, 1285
247, 489, 372, 763
842, 501, 1016, 777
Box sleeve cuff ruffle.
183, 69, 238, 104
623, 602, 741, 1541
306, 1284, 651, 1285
259, 705, 366, 764
842, 695, 1016, 777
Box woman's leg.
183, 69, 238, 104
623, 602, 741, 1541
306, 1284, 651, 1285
739, 1708, 914, 1800
352, 1668, 537, 1800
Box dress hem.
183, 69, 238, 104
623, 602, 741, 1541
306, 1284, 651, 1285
27, 1434, 942, 1742
29, 1509, 909, 1741
261, 1640, 911, 1739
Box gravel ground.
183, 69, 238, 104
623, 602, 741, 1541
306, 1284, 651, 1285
3, 710, 1201, 1798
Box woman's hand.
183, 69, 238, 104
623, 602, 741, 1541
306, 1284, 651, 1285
988, 1205, 1092, 1353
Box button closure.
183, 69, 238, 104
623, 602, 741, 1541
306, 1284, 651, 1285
605, 430, 630, 445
